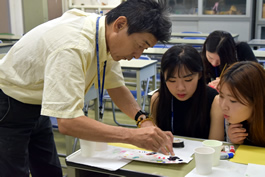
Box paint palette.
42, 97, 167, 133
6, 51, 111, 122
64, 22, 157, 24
121, 150, 186, 164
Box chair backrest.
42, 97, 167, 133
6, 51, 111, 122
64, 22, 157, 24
182, 37, 206, 50
152, 44, 173, 49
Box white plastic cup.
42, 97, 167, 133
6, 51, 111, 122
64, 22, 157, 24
79, 139, 96, 157
202, 140, 223, 166
194, 147, 215, 175
95, 142, 108, 151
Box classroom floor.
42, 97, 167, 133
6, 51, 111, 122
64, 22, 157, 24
54, 101, 146, 176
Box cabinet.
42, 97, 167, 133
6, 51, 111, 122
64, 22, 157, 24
169, 0, 253, 41
66, 0, 122, 14
255, 0, 265, 39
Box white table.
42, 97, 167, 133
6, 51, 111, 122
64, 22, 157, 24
253, 50, 265, 68
0, 53, 6, 59
171, 33, 239, 40
119, 60, 157, 107
166, 38, 205, 45
253, 50, 265, 59
0, 43, 14, 53
0, 35, 21, 41
248, 39, 265, 48
143, 48, 168, 55
144, 48, 265, 59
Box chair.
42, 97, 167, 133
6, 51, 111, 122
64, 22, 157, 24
147, 89, 158, 112
101, 56, 152, 127
149, 44, 173, 83
183, 37, 206, 50
152, 44, 173, 48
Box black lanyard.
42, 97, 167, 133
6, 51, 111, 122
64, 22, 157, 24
171, 97, 174, 133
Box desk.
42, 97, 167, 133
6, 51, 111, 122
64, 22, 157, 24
0, 53, 6, 59
66, 157, 195, 177
65, 137, 238, 177
66, 137, 200, 177
171, 33, 239, 40
143, 48, 167, 56
253, 50, 265, 68
166, 38, 205, 45
143, 48, 265, 60
0, 35, 21, 42
253, 50, 265, 59
248, 39, 265, 48
0, 43, 14, 53
120, 60, 157, 107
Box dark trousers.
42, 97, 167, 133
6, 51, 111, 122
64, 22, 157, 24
0, 89, 62, 177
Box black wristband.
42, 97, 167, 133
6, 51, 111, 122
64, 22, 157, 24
134, 110, 149, 122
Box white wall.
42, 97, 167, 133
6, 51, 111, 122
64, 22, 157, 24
9, 0, 24, 36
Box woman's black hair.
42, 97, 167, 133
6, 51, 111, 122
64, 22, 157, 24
201, 30, 237, 82
153, 45, 208, 136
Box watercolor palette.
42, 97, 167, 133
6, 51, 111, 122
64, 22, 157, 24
121, 150, 190, 164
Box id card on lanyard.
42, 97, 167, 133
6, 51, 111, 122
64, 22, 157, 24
96, 17, 107, 119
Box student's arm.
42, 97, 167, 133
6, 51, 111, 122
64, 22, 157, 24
209, 95, 225, 140
149, 92, 159, 125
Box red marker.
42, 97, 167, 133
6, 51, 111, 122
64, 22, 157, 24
229, 145, 235, 153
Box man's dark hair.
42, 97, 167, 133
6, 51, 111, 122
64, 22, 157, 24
106, 0, 172, 43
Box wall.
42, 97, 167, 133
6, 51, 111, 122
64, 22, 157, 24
0, 0, 11, 33
47, 0, 63, 20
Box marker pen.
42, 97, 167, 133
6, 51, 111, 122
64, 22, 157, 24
229, 145, 235, 153
220, 152, 234, 160
224, 145, 229, 152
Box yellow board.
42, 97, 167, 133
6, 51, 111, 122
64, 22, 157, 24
108, 143, 147, 151
230, 145, 265, 165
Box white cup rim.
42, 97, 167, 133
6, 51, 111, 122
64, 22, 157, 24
194, 146, 215, 154
202, 140, 223, 147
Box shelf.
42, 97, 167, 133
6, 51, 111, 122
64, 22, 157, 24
168, 0, 250, 17
68, 0, 122, 10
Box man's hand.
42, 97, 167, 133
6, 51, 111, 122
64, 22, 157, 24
228, 123, 248, 144
130, 126, 174, 155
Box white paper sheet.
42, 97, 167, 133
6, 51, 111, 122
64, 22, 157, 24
173, 138, 203, 157
185, 160, 247, 177
66, 146, 131, 171
121, 150, 192, 164
119, 138, 202, 164
244, 163, 265, 177
66, 138, 205, 171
